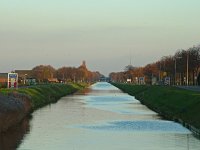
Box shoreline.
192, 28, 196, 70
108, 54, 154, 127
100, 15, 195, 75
0, 83, 88, 133
111, 83, 200, 137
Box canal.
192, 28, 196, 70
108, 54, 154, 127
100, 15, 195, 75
7, 82, 200, 149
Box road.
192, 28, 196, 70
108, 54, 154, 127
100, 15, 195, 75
176, 86, 200, 92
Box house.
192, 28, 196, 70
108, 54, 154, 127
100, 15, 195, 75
15, 70, 34, 85
0, 73, 18, 88
15, 70, 32, 78
47, 78, 59, 83
26, 78, 37, 85
0, 73, 8, 88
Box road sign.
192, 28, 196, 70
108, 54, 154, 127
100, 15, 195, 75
164, 77, 170, 85
8, 73, 18, 88
139, 77, 145, 85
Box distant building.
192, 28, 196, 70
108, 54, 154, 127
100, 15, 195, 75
127, 78, 132, 83
0, 73, 18, 88
15, 70, 34, 85
82, 60, 86, 68
0, 73, 8, 88
100, 76, 110, 82
48, 78, 59, 83
26, 78, 37, 85
15, 70, 32, 78
79, 60, 87, 70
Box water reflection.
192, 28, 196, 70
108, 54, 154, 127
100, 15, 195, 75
79, 120, 191, 133
0, 117, 30, 150
18, 82, 200, 150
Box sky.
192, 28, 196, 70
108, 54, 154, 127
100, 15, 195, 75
1, 0, 200, 76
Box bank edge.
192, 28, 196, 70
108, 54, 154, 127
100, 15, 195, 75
0, 83, 88, 133
112, 83, 200, 137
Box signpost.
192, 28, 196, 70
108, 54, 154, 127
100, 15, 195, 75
7, 73, 18, 88
164, 77, 170, 85
139, 77, 145, 85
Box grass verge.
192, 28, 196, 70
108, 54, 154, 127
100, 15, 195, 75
0, 83, 88, 111
112, 83, 200, 132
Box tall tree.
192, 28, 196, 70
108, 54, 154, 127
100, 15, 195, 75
32, 65, 56, 83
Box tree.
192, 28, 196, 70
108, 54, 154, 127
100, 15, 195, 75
32, 65, 56, 83
56, 61, 101, 83
124, 65, 135, 72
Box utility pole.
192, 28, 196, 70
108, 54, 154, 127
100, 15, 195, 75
186, 52, 189, 86
159, 62, 161, 82
174, 56, 182, 85
175, 58, 177, 85
129, 50, 132, 66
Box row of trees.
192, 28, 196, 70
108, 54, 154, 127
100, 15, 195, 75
31, 61, 102, 83
110, 46, 200, 85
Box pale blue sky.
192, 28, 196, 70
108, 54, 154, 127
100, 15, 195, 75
1, 0, 200, 75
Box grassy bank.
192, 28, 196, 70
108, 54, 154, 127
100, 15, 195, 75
0, 83, 87, 111
112, 83, 200, 131
0, 83, 88, 132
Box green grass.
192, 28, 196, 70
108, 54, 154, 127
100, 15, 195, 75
0, 83, 87, 111
112, 83, 200, 129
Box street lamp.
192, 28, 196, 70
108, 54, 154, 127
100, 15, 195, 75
160, 56, 167, 83
186, 52, 189, 86
174, 56, 182, 85
159, 62, 161, 82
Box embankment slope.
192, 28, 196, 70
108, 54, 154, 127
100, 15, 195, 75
0, 83, 87, 132
112, 83, 200, 135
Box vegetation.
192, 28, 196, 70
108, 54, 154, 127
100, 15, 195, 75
110, 45, 200, 85
31, 61, 102, 83
0, 83, 88, 111
112, 83, 200, 129
0, 83, 88, 133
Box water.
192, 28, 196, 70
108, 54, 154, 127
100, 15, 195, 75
5, 82, 200, 149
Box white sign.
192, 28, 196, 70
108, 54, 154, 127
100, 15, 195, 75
8, 73, 18, 88
127, 79, 131, 83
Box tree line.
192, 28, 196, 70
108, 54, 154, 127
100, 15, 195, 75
109, 45, 200, 85
31, 61, 102, 83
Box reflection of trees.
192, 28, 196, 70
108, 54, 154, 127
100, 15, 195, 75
0, 117, 30, 150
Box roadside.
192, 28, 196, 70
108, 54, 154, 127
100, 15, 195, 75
176, 86, 200, 92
